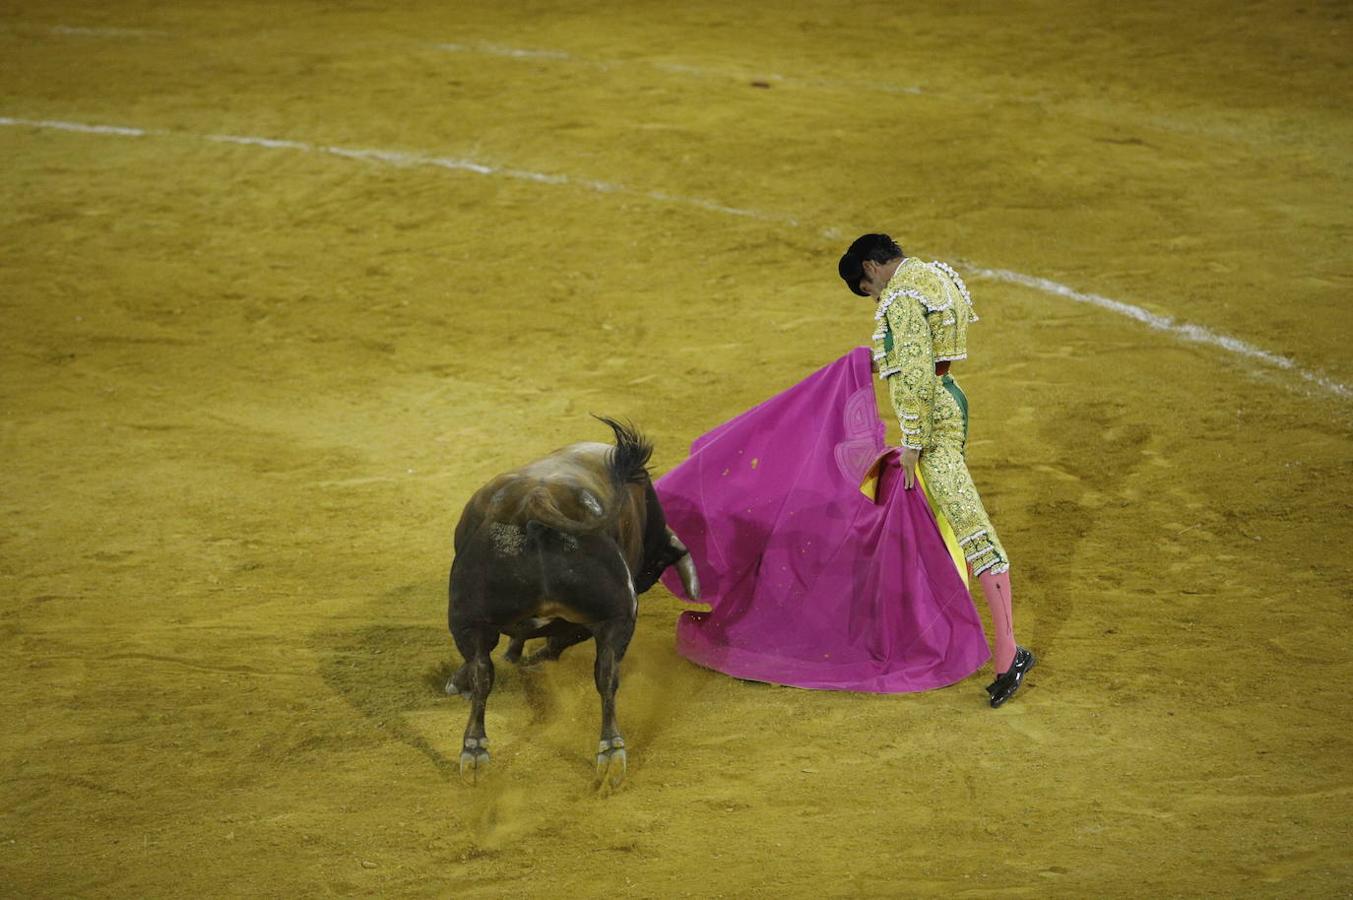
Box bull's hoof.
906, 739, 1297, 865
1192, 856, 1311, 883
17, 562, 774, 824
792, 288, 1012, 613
520, 648, 562, 668
445, 666, 471, 699
459, 737, 490, 784
595, 737, 627, 793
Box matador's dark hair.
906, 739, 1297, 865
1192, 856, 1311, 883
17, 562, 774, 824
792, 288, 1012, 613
838, 233, 904, 296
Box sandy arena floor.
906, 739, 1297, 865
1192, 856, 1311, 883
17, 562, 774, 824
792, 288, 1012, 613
2, 1, 1351, 896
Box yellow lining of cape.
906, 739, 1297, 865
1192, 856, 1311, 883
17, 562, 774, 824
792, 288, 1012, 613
859, 456, 969, 589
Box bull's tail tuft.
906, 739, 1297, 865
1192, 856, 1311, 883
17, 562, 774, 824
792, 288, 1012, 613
592, 415, 653, 487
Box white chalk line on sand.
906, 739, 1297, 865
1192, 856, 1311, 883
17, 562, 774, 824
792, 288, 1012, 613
204, 131, 779, 219
2, 115, 1346, 401
4, 117, 148, 137
966, 267, 1350, 399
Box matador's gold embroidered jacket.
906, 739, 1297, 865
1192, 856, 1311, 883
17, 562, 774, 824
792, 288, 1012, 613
870, 258, 978, 450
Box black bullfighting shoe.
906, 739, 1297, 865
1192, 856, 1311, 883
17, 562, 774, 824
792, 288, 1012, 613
987, 646, 1036, 708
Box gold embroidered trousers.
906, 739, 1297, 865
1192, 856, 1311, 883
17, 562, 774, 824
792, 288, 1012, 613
909, 374, 1010, 577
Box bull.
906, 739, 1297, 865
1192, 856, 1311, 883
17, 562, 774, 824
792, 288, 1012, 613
446, 416, 700, 788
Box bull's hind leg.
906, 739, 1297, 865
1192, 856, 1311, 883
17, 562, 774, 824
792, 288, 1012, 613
591, 614, 637, 791
450, 621, 499, 784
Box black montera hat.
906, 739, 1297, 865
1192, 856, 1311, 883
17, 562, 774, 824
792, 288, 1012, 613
838, 233, 902, 296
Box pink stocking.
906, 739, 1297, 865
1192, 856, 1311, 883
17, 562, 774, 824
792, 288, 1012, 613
977, 569, 1016, 674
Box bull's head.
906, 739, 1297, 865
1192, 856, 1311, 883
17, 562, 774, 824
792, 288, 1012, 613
634, 525, 701, 601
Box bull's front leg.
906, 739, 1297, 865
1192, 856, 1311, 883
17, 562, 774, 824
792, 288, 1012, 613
503, 618, 551, 664
501, 618, 590, 667
591, 614, 636, 792
445, 663, 471, 698
521, 621, 592, 666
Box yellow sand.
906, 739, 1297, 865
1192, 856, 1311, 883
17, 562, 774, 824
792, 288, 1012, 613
2, 1, 1350, 896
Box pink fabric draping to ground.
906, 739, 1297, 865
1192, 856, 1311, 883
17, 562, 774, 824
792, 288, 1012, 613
656, 348, 990, 692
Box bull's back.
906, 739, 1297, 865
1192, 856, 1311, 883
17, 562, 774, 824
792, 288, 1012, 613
449, 447, 632, 625
450, 513, 633, 628
458, 444, 611, 530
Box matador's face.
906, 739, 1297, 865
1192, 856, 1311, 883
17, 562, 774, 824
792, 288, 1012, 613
858, 258, 898, 299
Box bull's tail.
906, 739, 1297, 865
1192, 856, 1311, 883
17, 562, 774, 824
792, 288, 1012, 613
518, 417, 652, 549
518, 487, 597, 537
592, 414, 653, 490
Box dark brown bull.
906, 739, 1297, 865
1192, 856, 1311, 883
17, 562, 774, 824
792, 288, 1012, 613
447, 417, 699, 788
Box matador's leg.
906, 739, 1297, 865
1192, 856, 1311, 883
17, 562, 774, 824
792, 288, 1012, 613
916, 386, 1018, 675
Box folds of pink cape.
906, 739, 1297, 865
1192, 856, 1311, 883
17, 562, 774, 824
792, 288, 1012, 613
656, 347, 990, 693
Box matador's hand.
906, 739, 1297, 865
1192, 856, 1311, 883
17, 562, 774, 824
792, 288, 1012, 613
901, 447, 920, 490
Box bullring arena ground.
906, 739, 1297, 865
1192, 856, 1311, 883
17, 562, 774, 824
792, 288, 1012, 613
2, 1, 1351, 896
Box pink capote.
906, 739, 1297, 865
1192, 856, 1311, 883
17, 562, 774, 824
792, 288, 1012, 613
656, 348, 990, 692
